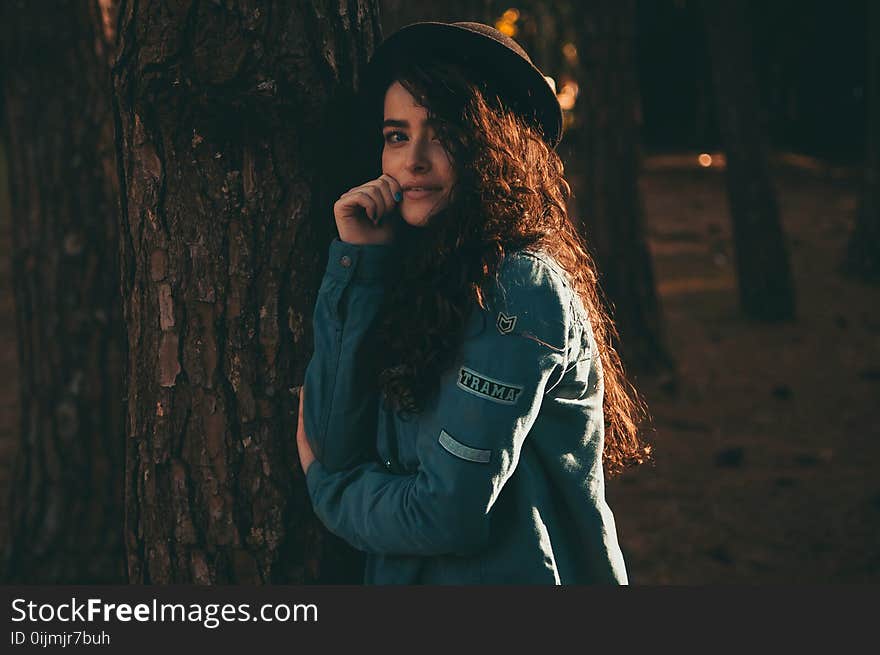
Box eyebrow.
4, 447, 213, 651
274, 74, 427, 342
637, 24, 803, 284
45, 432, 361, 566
382, 118, 441, 129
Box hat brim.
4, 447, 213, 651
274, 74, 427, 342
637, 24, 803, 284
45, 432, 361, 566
361, 22, 563, 149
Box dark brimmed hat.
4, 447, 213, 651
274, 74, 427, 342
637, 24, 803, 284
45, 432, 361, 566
361, 21, 564, 149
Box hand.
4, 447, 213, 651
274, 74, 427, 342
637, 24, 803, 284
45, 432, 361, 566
333, 174, 402, 245
296, 386, 315, 475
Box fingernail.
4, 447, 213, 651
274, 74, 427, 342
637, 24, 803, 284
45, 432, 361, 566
393, 191, 402, 201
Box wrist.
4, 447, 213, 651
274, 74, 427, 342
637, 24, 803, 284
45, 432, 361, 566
325, 238, 396, 282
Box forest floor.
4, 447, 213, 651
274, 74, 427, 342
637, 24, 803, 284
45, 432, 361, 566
603, 152, 880, 583
1, 152, 877, 582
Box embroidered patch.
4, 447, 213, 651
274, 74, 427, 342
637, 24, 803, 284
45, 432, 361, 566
457, 365, 523, 405
438, 429, 491, 463
496, 311, 517, 334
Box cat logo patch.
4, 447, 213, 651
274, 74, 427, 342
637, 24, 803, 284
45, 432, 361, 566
457, 366, 523, 405
496, 312, 517, 334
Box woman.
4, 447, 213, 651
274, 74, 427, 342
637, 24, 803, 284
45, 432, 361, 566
296, 21, 650, 584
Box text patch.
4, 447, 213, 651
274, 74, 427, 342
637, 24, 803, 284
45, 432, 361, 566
457, 365, 523, 405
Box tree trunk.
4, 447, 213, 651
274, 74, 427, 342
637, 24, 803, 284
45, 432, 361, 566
702, 0, 797, 320
571, 0, 674, 374
112, 0, 380, 583
0, 0, 125, 583
843, 0, 879, 281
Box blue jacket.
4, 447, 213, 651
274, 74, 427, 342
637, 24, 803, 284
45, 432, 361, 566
303, 238, 628, 584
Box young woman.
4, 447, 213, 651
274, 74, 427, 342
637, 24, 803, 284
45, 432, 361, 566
296, 21, 650, 584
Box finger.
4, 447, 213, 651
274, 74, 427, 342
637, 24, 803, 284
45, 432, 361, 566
363, 179, 394, 219
354, 183, 388, 222
373, 176, 398, 212
340, 189, 378, 220
380, 174, 404, 202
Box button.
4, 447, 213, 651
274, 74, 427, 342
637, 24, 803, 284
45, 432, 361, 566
339, 255, 352, 268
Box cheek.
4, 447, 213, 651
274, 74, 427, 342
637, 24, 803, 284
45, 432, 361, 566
442, 166, 456, 190
438, 154, 455, 183
381, 147, 395, 171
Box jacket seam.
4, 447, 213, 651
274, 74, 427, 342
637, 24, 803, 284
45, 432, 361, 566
518, 250, 590, 363
511, 250, 574, 371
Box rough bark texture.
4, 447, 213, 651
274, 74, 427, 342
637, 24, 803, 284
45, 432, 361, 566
0, 0, 125, 583
843, 0, 879, 281
0, 121, 16, 561
702, 0, 797, 320
571, 0, 674, 374
112, 0, 380, 584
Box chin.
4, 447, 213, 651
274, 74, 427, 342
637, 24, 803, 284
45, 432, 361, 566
401, 211, 432, 227
401, 202, 449, 227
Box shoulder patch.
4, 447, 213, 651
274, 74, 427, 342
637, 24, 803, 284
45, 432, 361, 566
485, 250, 570, 353
496, 311, 517, 334
457, 365, 523, 405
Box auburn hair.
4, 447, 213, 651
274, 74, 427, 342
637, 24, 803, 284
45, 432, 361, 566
363, 59, 651, 476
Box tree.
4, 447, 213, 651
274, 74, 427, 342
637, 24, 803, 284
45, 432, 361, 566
569, 0, 674, 374
0, 0, 125, 583
701, 0, 797, 320
111, 0, 380, 583
843, 0, 879, 281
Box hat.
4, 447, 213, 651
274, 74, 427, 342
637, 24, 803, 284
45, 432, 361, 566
361, 21, 564, 149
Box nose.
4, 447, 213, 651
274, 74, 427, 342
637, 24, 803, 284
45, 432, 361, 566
405, 137, 431, 173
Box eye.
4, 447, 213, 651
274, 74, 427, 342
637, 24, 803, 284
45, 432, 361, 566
383, 130, 406, 144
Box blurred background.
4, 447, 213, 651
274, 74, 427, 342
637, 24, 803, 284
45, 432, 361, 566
1, 0, 877, 583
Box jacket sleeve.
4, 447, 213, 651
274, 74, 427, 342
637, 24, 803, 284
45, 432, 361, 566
305, 252, 573, 556
303, 238, 395, 472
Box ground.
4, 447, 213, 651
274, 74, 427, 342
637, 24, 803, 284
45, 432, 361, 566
606, 153, 880, 583
1, 152, 877, 582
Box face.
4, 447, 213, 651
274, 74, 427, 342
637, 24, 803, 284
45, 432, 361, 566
381, 81, 457, 227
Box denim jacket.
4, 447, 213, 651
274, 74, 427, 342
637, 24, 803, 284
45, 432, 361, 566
303, 238, 628, 584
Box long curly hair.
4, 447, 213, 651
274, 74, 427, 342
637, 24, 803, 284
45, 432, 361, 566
364, 59, 651, 476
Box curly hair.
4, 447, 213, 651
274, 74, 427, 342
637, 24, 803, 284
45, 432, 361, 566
364, 59, 651, 476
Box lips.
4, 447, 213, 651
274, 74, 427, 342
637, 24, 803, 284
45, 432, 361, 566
403, 186, 442, 200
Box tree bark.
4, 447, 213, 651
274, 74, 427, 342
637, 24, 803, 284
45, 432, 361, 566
702, 0, 797, 320
843, 0, 879, 281
571, 0, 674, 374
0, 0, 125, 583
112, 0, 380, 584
